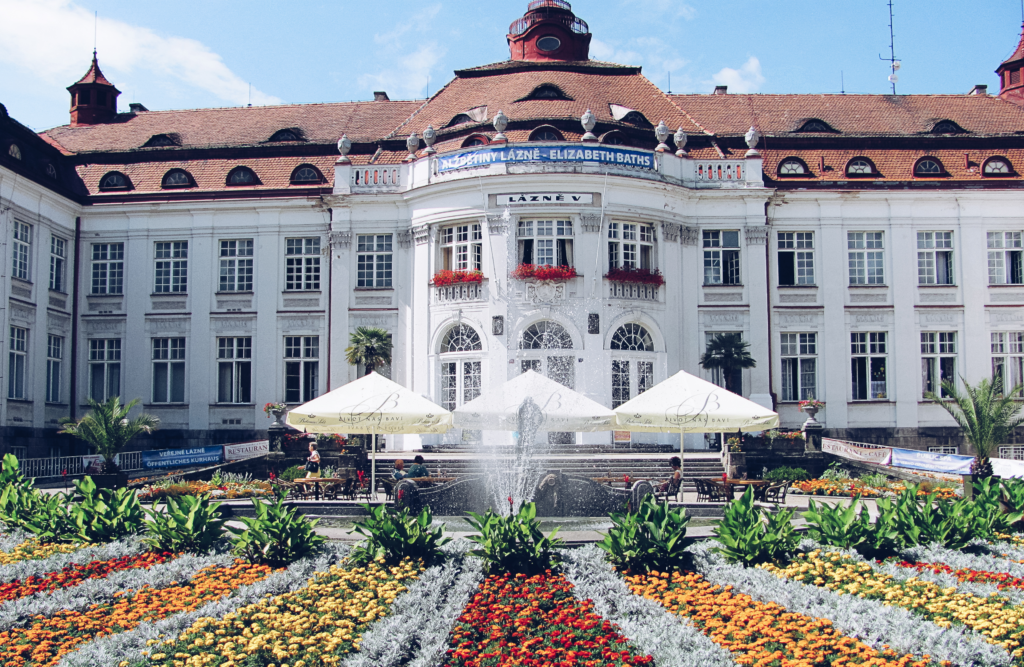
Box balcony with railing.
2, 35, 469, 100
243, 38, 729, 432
608, 281, 660, 301
433, 281, 487, 304
351, 166, 401, 193
509, 7, 588, 36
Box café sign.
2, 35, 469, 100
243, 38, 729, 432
437, 145, 656, 173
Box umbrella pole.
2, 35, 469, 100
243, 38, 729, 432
679, 427, 684, 503
371, 431, 376, 504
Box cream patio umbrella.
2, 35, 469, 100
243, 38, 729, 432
287, 372, 452, 500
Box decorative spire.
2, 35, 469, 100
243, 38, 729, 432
67, 51, 120, 126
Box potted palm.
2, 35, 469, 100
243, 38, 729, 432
699, 333, 756, 395
345, 326, 393, 376
60, 397, 159, 489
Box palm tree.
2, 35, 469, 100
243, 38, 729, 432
345, 326, 393, 376
59, 397, 159, 473
927, 375, 1024, 479
700, 333, 756, 395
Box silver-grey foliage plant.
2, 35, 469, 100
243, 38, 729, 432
0, 534, 146, 585
562, 545, 735, 667
688, 541, 1012, 667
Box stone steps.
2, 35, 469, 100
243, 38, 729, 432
370, 455, 725, 481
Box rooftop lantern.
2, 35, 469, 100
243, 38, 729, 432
997, 23, 1024, 106
507, 0, 592, 62
67, 51, 120, 127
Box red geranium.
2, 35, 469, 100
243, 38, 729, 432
512, 264, 578, 281
603, 266, 665, 286
894, 560, 1024, 590
432, 269, 484, 287
0, 551, 175, 603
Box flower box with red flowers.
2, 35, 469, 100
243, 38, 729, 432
511, 264, 578, 281
431, 269, 484, 287
603, 266, 665, 286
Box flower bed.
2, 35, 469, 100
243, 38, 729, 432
432, 269, 484, 286
511, 264, 578, 281
445, 571, 654, 667
146, 558, 420, 667
625, 568, 933, 666
137, 480, 273, 502
0, 539, 82, 566
762, 550, 1024, 658
791, 478, 961, 500
0, 559, 273, 667
895, 559, 1024, 591
0, 550, 175, 603
603, 267, 664, 286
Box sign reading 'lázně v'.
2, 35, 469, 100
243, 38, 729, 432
437, 145, 657, 173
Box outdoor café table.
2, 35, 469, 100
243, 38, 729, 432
298, 477, 347, 501
723, 479, 771, 501
590, 476, 631, 489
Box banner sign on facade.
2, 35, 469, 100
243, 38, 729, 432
889, 447, 973, 474
141, 446, 222, 470
223, 441, 270, 462
822, 439, 892, 465
437, 146, 657, 173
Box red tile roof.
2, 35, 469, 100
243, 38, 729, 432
761, 148, 1024, 182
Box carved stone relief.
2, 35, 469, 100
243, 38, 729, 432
282, 298, 320, 308
778, 293, 817, 303
680, 226, 698, 246
918, 310, 960, 324
354, 296, 392, 305
397, 231, 413, 248
580, 213, 602, 233
146, 318, 190, 334
779, 312, 821, 325
486, 215, 509, 236
152, 301, 186, 311
211, 318, 255, 333
279, 316, 325, 332
703, 311, 743, 325
849, 311, 893, 325
744, 227, 769, 245
328, 230, 352, 249
661, 222, 681, 242
704, 292, 743, 302
991, 310, 1024, 323
84, 319, 124, 333
10, 306, 34, 322
47, 314, 70, 330
919, 292, 956, 303
526, 282, 566, 304
992, 293, 1024, 303
413, 225, 432, 245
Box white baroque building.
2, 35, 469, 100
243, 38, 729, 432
5, 0, 1024, 456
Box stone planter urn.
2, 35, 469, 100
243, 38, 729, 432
800, 404, 821, 425
269, 408, 287, 428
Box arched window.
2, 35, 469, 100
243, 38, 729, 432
611, 324, 654, 352
290, 165, 322, 184
520, 321, 573, 350
600, 131, 626, 145
269, 129, 302, 142
931, 120, 965, 134
99, 171, 130, 191
914, 158, 944, 177
161, 169, 192, 188
8, 144, 22, 160
846, 158, 876, 176
143, 134, 178, 148
226, 166, 258, 186
796, 119, 835, 133
778, 158, 808, 176
529, 126, 564, 142
446, 114, 474, 128
984, 157, 1013, 176
462, 135, 489, 148
620, 111, 652, 128
439, 324, 482, 410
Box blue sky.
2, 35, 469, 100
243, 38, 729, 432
2, 0, 1023, 131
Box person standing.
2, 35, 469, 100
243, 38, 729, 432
305, 443, 321, 478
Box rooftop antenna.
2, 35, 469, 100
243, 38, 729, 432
247, 83, 252, 107
93, 10, 97, 55
667, 72, 672, 94
878, 0, 900, 94
841, 71, 845, 94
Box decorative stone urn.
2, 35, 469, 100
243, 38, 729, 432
801, 404, 820, 425
269, 408, 287, 428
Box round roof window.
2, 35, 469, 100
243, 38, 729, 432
537, 35, 561, 52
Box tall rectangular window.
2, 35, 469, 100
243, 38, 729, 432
7, 327, 26, 399
612, 360, 631, 409
49, 236, 66, 292
992, 332, 1024, 392
46, 335, 63, 403
440, 224, 482, 272
851, 332, 888, 400
921, 331, 957, 398
88, 339, 121, 401
154, 241, 188, 293
703, 230, 741, 285
848, 231, 885, 285
356, 234, 393, 287
152, 338, 185, 403
91, 243, 124, 294
440, 360, 482, 411
217, 337, 252, 403
608, 222, 655, 271
12, 221, 30, 281
219, 240, 253, 292
777, 232, 814, 285
917, 231, 954, 285
285, 237, 321, 290
517, 220, 574, 267
284, 336, 319, 403
988, 232, 1024, 285
780, 333, 817, 401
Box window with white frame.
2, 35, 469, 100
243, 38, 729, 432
917, 231, 954, 285
851, 332, 888, 400
46, 335, 62, 403
703, 230, 741, 285
440, 224, 482, 272
91, 243, 124, 294
88, 339, 120, 401
356, 234, 393, 287
12, 221, 30, 282
992, 332, 1024, 392
848, 232, 885, 285
518, 220, 574, 267
219, 240, 253, 292
610, 324, 655, 408
217, 337, 252, 404
49, 236, 66, 292
286, 238, 321, 290
154, 241, 188, 293
608, 223, 655, 271
285, 336, 319, 403
780, 333, 817, 401
921, 331, 957, 398
8, 327, 26, 399
152, 338, 185, 403
988, 232, 1024, 285
777, 232, 814, 286
439, 324, 483, 411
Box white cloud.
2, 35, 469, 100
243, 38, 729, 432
359, 42, 447, 100
0, 0, 281, 107
373, 4, 443, 46
620, 0, 696, 20
711, 57, 765, 94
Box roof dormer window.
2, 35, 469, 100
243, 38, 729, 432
914, 157, 945, 176
846, 158, 876, 177
984, 157, 1014, 176
447, 114, 474, 127
620, 111, 651, 128
269, 128, 303, 142
226, 166, 258, 186
521, 83, 572, 101
161, 169, 193, 189
529, 126, 564, 142
143, 134, 179, 148
778, 158, 809, 176
796, 119, 836, 133
99, 171, 131, 191
290, 165, 323, 184
931, 120, 966, 134
8, 144, 21, 160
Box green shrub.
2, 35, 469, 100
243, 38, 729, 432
68, 476, 147, 543
144, 494, 227, 554
0, 453, 33, 490
763, 466, 810, 482
229, 488, 325, 566
802, 496, 901, 560
278, 465, 306, 482
2, 486, 77, 543
712, 486, 797, 565
819, 461, 849, 481
597, 495, 693, 574
858, 472, 889, 488
465, 502, 564, 574
350, 504, 450, 565
890, 482, 1014, 550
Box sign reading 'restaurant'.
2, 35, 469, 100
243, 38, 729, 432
496, 193, 594, 205
437, 146, 656, 173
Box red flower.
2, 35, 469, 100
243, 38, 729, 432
431, 269, 485, 286
512, 264, 578, 281
603, 266, 665, 286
